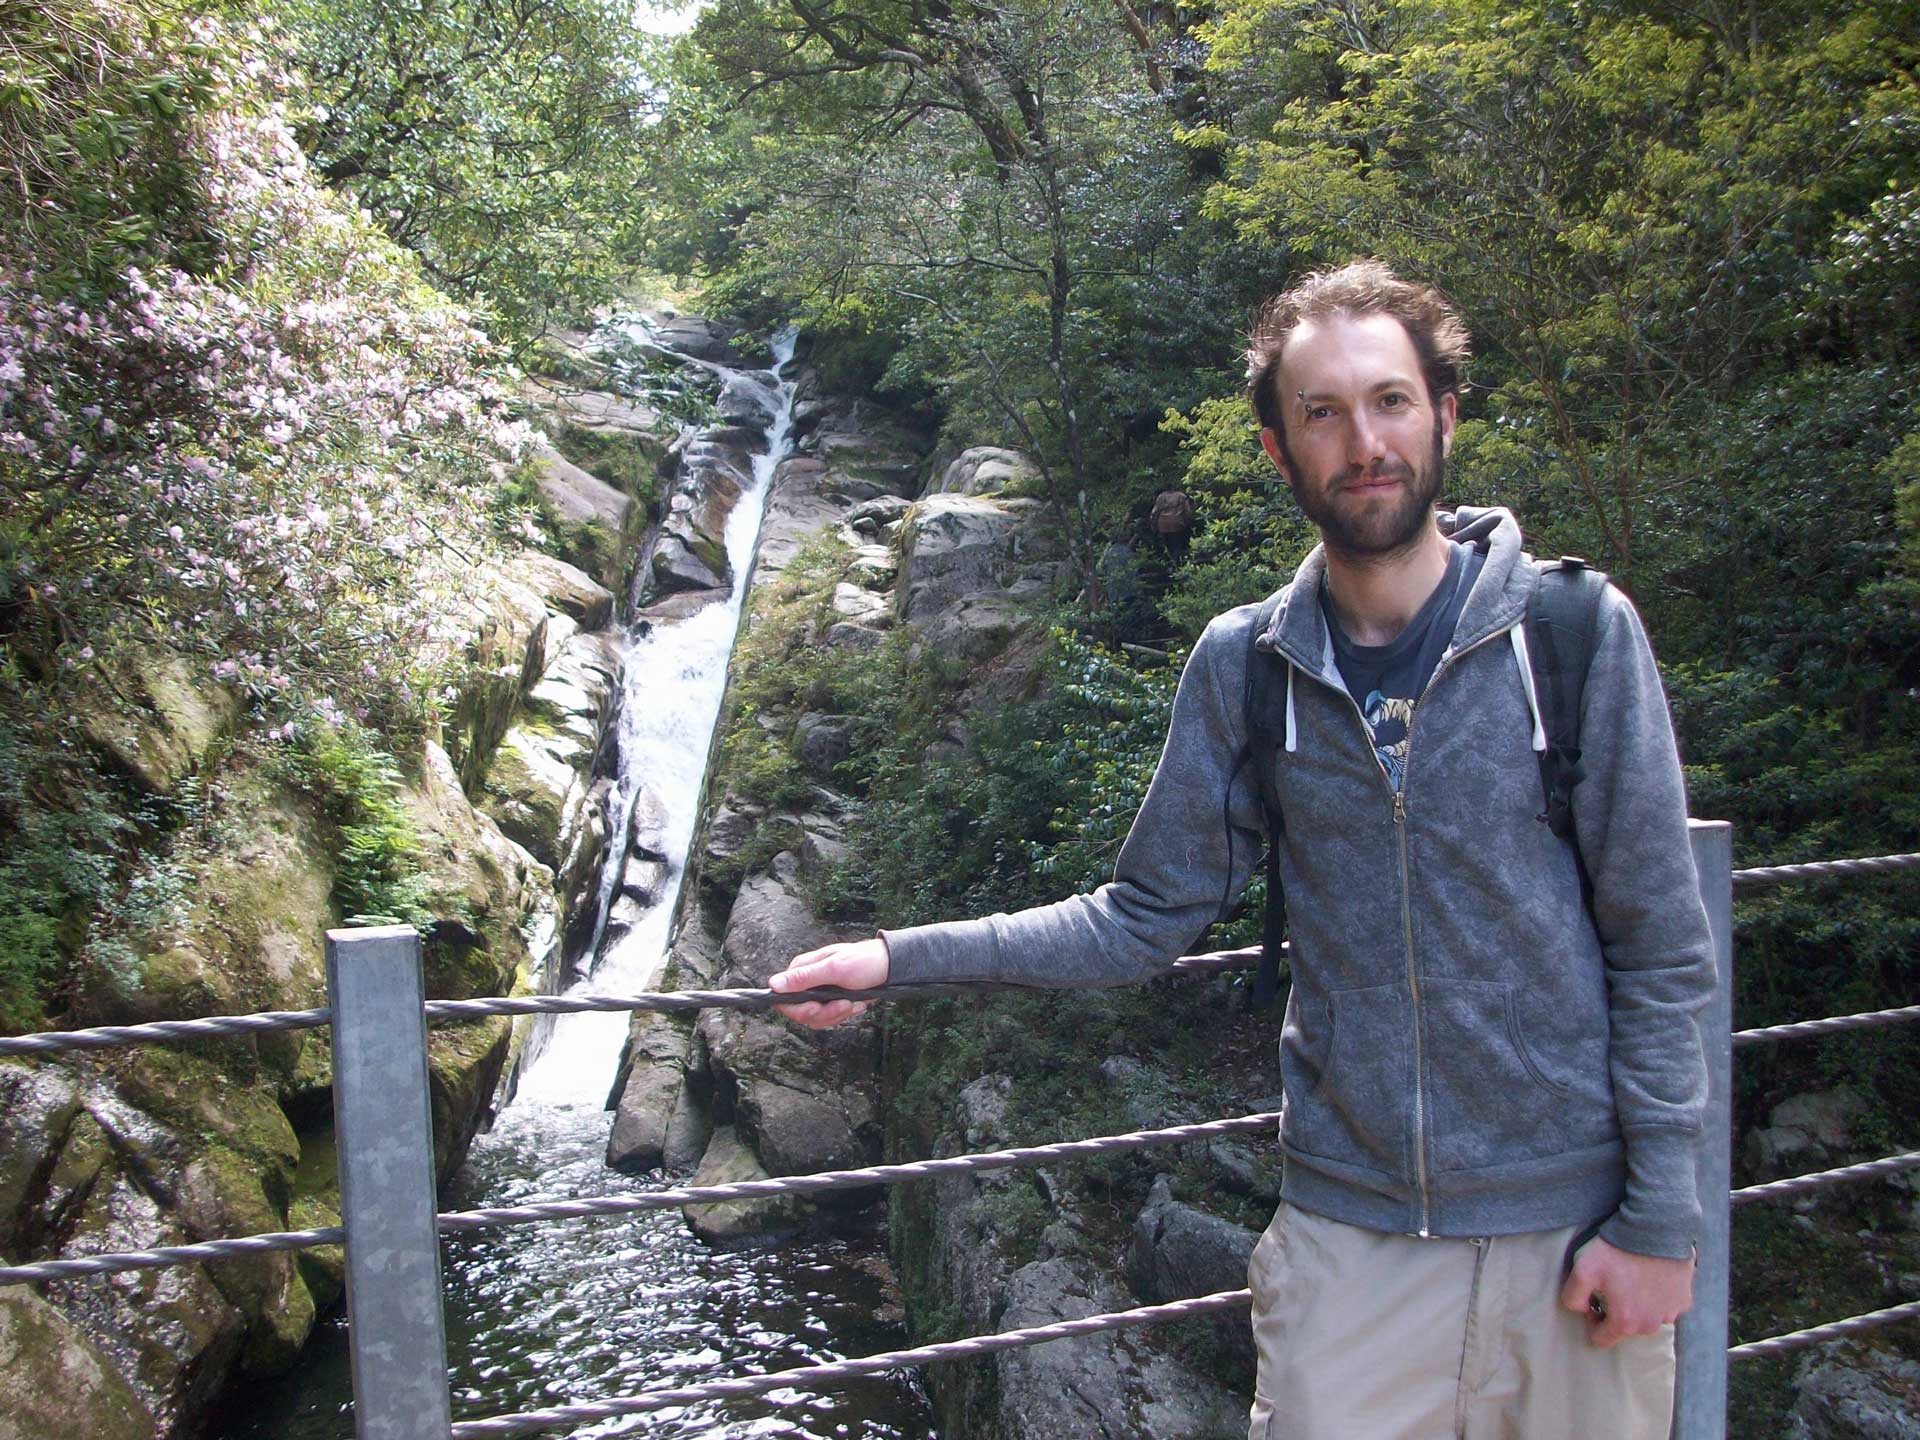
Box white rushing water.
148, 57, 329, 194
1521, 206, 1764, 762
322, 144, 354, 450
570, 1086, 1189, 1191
513, 326, 799, 1108
214, 323, 934, 1440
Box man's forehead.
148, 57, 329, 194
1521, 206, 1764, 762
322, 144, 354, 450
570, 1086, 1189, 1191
1279, 311, 1424, 394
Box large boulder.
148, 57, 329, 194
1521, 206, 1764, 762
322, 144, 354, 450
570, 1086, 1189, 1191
0, 1288, 154, 1440
446, 574, 552, 793
531, 445, 633, 533
79, 649, 241, 796
925, 446, 1038, 498
693, 860, 881, 1188
477, 718, 586, 873
501, 551, 615, 631
682, 1126, 806, 1245
996, 1256, 1247, 1439
1786, 1343, 1920, 1438
606, 1012, 696, 1172
74, 766, 332, 1050
1126, 1176, 1260, 1366
895, 495, 1048, 626
644, 314, 765, 367
1746, 1088, 1869, 1178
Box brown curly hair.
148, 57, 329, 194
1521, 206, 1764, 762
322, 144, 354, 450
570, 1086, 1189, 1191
1246, 260, 1472, 437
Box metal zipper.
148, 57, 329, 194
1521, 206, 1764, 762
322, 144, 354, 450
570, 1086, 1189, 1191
1287, 620, 1515, 1240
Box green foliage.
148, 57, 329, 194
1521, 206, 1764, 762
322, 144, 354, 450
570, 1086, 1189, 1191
1156, 396, 1319, 639
269, 722, 433, 927
1027, 629, 1178, 894
268, 0, 662, 343
0, 718, 125, 1029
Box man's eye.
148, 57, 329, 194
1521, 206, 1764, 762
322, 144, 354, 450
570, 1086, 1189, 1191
1305, 405, 1333, 421
1380, 393, 1407, 409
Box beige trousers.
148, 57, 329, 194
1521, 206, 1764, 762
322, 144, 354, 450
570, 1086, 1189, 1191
1246, 1203, 1675, 1440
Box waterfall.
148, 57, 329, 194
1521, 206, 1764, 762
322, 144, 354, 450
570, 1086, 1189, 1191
512, 327, 798, 1107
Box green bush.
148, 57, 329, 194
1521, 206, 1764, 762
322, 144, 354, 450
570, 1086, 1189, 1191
270, 722, 434, 927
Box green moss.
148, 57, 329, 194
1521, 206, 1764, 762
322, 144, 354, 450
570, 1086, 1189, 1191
426, 1017, 511, 1181
553, 422, 665, 505
0, 1290, 155, 1440
287, 1125, 344, 1309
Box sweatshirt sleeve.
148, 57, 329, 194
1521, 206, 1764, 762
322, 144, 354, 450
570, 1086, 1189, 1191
1574, 589, 1715, 1260
882, 607, 1269, 988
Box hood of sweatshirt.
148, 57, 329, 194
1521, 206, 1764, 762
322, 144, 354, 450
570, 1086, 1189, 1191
1256, 505, 1535, 664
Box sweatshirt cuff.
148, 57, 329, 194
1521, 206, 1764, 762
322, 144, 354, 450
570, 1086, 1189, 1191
1597, 1126, 1702, 1260
878, 918, 1001, 985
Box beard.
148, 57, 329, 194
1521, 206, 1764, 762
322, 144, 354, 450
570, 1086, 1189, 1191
1285, 417, 1447, 563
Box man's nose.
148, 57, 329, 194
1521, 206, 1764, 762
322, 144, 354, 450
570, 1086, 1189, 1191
1345, 411, 1386, 467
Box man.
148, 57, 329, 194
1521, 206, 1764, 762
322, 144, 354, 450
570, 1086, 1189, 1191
770, 260, 1712, 1438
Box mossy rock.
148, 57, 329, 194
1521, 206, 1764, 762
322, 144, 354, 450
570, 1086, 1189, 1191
553, 421, 667, 504
107, 1047, 299, 1193
477, 716, 584, 871
427, 1017, 513, 1183
79, 766, 332, 1048
78, 648, 241, 797
402, 741, 548, 1003
0, 1288, 155, 1440
287, 1125, 344, 1310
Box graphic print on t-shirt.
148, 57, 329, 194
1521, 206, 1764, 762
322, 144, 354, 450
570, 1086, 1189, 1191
1361, 691, 1416, 788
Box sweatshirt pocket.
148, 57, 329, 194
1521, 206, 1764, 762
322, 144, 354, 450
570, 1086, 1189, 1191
1280, 981, 1413, 1176
1425, 979, 1597, 1174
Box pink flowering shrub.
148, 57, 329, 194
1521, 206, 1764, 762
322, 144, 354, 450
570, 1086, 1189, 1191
0, 1, 548, 1022
1, 0, 537, 733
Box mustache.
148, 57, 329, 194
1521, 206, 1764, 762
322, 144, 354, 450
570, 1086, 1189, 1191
1338, 459, 1416, 489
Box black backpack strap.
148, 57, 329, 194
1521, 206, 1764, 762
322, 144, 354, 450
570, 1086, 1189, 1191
1525, 556, 1609, 895
1242, 591, 1289, 1011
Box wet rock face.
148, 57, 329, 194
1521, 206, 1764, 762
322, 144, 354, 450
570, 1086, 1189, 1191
925, 446, 1038, 498
0, 1288, 155, 1440
1786, 1343, 1920, 1438
895, 494, 1046, 624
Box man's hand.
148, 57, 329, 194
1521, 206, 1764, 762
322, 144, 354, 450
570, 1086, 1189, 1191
768, 937, 889, 1029
1559, 1235, 1694, 1349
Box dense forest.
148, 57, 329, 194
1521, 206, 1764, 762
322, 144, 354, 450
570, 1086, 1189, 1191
1, 0, 1917, 1424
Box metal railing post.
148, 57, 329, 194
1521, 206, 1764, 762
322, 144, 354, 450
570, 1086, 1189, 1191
1674, 819, 1733, 1439
327, 925, 454, 1439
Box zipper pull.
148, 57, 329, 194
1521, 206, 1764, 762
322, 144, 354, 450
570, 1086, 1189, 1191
1393, 791, 1406, 825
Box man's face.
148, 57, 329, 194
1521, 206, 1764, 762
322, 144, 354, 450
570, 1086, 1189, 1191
1259, 312, 1457, 561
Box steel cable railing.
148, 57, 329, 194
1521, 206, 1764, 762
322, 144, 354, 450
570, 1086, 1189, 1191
445, 1289, 1255, 1439
1, 847, 1915, 1437
0, 952, 1269, 1058
0, 1112, 1279, 1287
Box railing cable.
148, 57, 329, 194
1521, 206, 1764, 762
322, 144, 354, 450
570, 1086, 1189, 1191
0, 951, 1269, 1059
1729, 1301, 1920, 1362
1731, 853, 1920, 889
1733, 1005, 1920, 1048
1731, 1152, 1920, 1207
446, 1289, 1254, 1439
0, 1112, 1278, 1287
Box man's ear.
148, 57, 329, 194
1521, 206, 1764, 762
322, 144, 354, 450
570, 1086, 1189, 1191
1259, 427, 1292, 484
1439, 391, 1458, 458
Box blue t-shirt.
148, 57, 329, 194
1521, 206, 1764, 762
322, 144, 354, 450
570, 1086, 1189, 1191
1322, 544, 1484, 791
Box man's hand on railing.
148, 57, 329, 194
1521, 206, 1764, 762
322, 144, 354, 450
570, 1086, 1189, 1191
769, 937, 890, 1028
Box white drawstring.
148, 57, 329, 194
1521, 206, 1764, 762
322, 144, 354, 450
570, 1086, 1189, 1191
1509, 622, 1547, 752
1285, 661, 1298, 753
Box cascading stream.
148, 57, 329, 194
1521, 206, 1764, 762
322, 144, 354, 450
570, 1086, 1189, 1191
514, 326, 798, 1105
214, 324, 933, 1439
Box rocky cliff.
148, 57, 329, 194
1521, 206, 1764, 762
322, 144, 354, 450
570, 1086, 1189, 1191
0, 324, 670, 1439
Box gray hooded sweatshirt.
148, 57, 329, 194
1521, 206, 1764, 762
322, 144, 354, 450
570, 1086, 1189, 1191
883, 507, 1713, 1260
